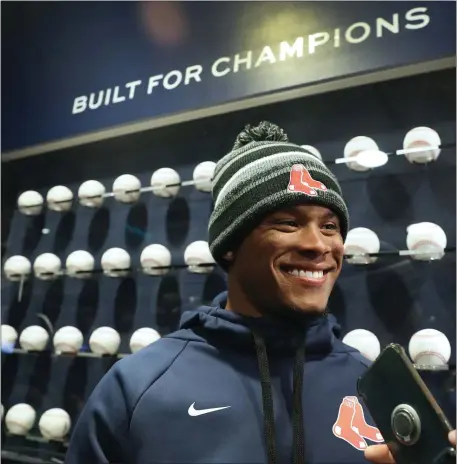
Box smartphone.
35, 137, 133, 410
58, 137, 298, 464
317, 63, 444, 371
357, 343, 456, 464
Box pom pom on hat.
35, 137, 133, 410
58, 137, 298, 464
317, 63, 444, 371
232, 121, 289, 150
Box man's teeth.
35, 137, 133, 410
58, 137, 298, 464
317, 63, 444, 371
287, 269, 324, 279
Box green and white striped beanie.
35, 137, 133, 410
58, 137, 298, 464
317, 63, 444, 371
208, 121, 349, 269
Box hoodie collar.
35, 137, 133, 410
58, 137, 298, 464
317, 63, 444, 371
179, 292, 341, 355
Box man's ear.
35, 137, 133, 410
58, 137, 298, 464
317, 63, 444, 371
223, 251, 234, 261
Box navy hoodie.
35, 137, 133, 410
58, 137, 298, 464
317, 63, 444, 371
65, 293, 383, 464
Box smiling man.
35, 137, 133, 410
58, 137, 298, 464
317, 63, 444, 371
221, 201, 344, 318
66, 122, 390, 464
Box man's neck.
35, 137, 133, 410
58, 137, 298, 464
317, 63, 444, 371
225, 294, 263, 318
225, 274, 264, 317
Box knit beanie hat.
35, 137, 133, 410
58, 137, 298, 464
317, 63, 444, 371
208, 121, 349, 269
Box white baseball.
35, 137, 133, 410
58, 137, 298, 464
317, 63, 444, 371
408, 329, 451, 366
193, 162, 216, 193
33, 253, 62, 280
19, 325, 49, 351
38, 408, 71, 440
140, 244, 171, 275
130, 328, 161, 353
1, 325, 18, 348
101, 248, 131, 277
184, 241, 215, 274
46, 186, 73, 212
78, 180, 106, 207
112, 174, 141, 203
406, 222, 447, 261
403, 127, 441, 164
345, 228, 380, 264
89, 327, 121, 355
4, 255, 32, 281
5, 403, 36, 435
65, 250, 95, 278
17, 191, 44, 216
344, 136, 379, 172
150, 168, 181, 198
342, 329, 381, 362
53, 326, 83, 353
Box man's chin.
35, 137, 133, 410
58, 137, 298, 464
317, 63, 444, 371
291, 304, 327, 316
270, 299, 327, 319
287, 293, 329, 312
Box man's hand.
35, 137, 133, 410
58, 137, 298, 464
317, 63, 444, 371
364, 430, 456, 463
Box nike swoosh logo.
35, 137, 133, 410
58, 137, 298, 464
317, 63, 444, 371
188, 402, 231, 416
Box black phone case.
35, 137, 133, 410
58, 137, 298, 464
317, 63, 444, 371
357, 343, 455, 464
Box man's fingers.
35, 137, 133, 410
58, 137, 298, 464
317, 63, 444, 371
364, 431, 455, 464
449, 430, 456, 447
364, 444, 395, 464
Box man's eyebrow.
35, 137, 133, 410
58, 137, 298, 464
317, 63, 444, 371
322, 211, 339, 221
320, 211, 342, 227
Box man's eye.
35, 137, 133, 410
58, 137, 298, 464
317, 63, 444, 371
276, 220, 298, 227
323, 222, 339, 230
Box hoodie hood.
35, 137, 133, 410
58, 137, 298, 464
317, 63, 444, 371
179, 291, 342, 356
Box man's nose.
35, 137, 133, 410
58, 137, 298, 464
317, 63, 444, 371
296, 225, 331, 257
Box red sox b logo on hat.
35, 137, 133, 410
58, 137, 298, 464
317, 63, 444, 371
287, 164, 327, 196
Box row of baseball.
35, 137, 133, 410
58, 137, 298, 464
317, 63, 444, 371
3, 223, 449, 282
4, 241, 215, 281
15, 127, 443, 215
1, 325, 160, 355
1, 324, 451, 367
17, 162, 216, 215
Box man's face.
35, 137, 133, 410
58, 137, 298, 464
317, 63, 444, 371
227, 204, 345, 316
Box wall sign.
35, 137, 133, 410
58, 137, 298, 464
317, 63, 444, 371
2, 1, 455, 156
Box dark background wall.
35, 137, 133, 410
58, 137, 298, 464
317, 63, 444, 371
2, 68, 456, 459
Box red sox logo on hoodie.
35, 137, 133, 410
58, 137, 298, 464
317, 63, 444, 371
332, 396, 384, 451
287, 164, 328, 196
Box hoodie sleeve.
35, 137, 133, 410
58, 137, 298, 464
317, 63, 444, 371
65, 338, 188, 464
65, 362, 132, 464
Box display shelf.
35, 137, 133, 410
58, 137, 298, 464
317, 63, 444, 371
2, 450, 63, 464
102, 178, 197, 198
2, 434, 67, 464
414, 364, 451, 372
4, 432, 68, 447
1, 348, 128, 360
333, 141, 455, 165
4, 262, 215, 282
344, 247, 455, 260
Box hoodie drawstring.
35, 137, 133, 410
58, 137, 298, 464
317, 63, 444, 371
292, 342, 306, 464
253, 332, 277, 464
253, 331, 306, 464
253, 332, 305, 464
